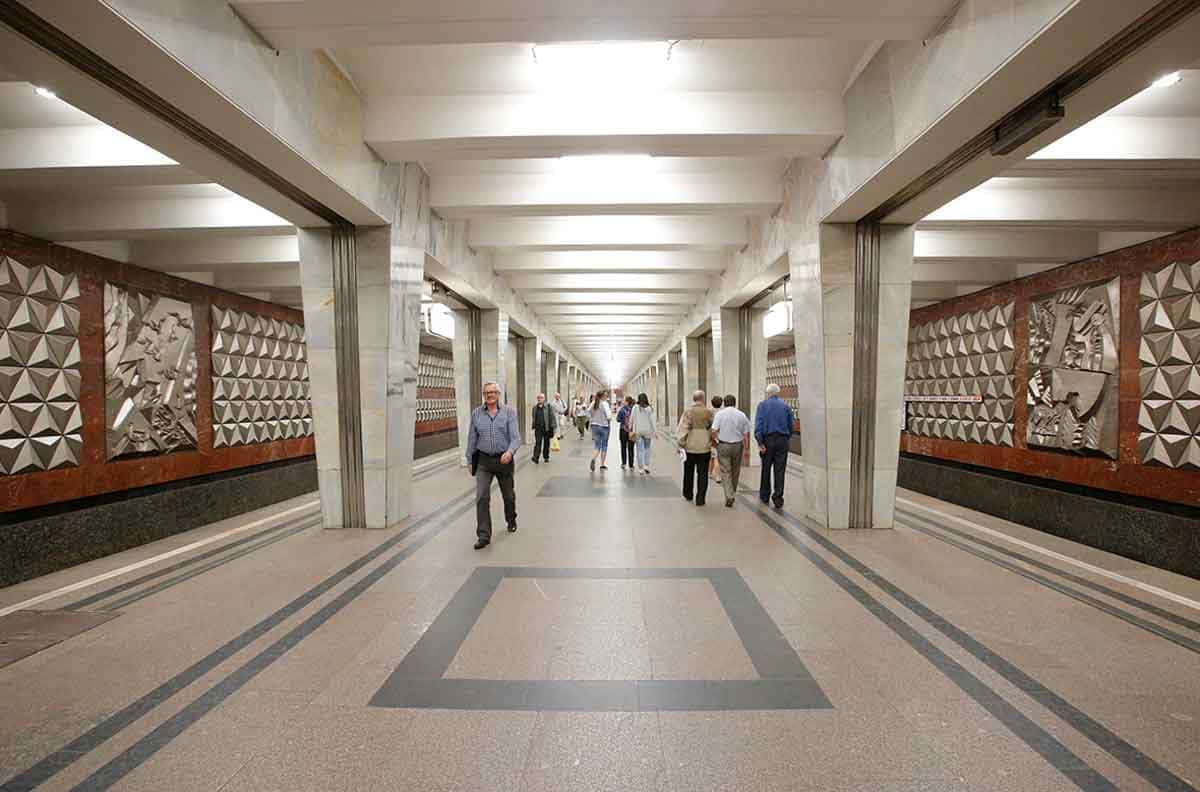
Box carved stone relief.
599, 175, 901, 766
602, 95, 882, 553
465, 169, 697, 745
105, 284, 197, 459
1138, 260, 1200, 469
210, 306, 311, 447
1026, 279, 1119, 458
904, 303, 1016, 446
0, 256, 82, 474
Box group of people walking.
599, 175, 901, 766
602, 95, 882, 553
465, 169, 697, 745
466, 380, 794, 549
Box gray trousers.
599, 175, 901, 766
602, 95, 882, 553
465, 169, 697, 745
716, 441, 744, 502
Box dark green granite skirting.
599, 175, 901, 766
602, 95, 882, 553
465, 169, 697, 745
0, 457, 317, 588
898, 453, 1200, 580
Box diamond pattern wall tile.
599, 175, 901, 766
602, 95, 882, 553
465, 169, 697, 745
0, 256, 81, 475
1139, 260, 1200, 469
210, 306, 312, 448
905, 302, 1016, 447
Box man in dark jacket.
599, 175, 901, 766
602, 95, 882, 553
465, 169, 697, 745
531, 392, 556, 464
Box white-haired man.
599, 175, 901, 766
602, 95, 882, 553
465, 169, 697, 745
466, 381, 520, 549
754, 383, 794, 509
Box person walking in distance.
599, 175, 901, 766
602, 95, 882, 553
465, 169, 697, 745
708, 395, 724, 486
678, 390, 714, 506
531, 393, 556, 464
631, 392, 656, 474
573, 397, 589, 439
551, 392, 567, 441
616, 395, 636, 470
711, 394, 752, 508
754, 383, 795, 509
466, 381, 520, 549
588, 390, 612, 472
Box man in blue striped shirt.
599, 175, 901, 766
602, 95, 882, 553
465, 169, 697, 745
466, 381, 521, 549
754, 383, 795, 509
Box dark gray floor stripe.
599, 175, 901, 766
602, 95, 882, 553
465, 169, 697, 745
753, 500, 1196, 792
71, 495, 478, 791
98, 519, 320, 612
64, 510, 318, 611
739, 499, 1115, 791
0, 463, 524, 792
898, 513, 1200, 654
897, 506, 1200, 634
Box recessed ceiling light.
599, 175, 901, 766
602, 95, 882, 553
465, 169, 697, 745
1151, 72, 1182, 89
33, 86, 57, 100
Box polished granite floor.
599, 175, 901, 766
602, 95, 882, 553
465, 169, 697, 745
0, 431, 1198, 791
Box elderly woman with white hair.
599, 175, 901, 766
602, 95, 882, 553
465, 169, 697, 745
754, 382, 795, 509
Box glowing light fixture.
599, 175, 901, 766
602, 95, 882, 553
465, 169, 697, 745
1150, 72, 1182, 89
33, 86, 57, 100
531, 41, 673, 93
763, 300, 793, 339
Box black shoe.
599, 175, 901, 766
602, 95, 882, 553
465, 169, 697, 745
773, 500, 784, 510
683, 495, 692, 502
590, 459, 596, 472
507, 523, 517, 533
696, 500, 705, 507
474, 539, 490, 550
760, 498, 770, 505
725, 498, 734, 508
533, 458, 539, 464
600, 465, 607, 470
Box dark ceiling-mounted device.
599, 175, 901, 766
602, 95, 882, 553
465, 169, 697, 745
990, 96, 1065, 156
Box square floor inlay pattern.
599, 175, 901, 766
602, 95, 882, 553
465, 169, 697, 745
370, 567, 831, 712
536, 475, 684, 498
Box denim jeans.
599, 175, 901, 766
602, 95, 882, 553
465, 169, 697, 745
635, 436, 652, 468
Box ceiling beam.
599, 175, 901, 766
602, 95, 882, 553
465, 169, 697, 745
494, 250, 725, 273
130, 234, 298, 271
7, 194, 292, 241
230, 1, 950, 47
922, 181, 1200, 231
913, 227, 1098, 262
524, 292, 698, 304
368, 92, 841, 162
534, 304, 691, 316
470, 215, 746, 249
505, 272, 716, 290
434, 168, 781, 217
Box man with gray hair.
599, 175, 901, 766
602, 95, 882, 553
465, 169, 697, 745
754, 382, 795, 509
466, 381, 521, 549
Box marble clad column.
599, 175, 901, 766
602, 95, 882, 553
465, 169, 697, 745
481, 310, 508, 400
522, 337, 541, 442
357, 224, 423, 529
683, 337, 701, 401
452, 309, 475, 466
719, 307, 766, 469
790, 223, 913, 529
298, 227, 344, 528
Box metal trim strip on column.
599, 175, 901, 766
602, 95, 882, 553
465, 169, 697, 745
331, 225, 366, 529
848, 220, 881, 529
468, 309, 482, 408
738, 306, 753, 416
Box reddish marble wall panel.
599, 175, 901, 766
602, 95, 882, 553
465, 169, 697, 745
0, 231, 313, 513
901, 227, 1200, 509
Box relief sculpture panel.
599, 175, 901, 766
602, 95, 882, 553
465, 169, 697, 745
0, 256, 82, 474
210, 306, 312, 447
104, 284, 198, 459
1026, 279, 1119, 458
904, 303, 1016, 446
1138, 260, 1200, 469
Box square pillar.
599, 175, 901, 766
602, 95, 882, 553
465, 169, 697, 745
790, 223, 913, 529
522, 337, 542, 443
683, 337, 701, 400
452, 309, 475, 466
719, 306, 766, 469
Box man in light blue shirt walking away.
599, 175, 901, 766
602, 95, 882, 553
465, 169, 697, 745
754, 383, 795, 509
466, 381, 521, 549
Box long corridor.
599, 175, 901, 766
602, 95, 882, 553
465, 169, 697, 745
1, 428, 1197, 792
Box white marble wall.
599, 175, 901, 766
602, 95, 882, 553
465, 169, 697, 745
665, 352, 681, 428
297, 227, 343, 529
789, 223, 913, 529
